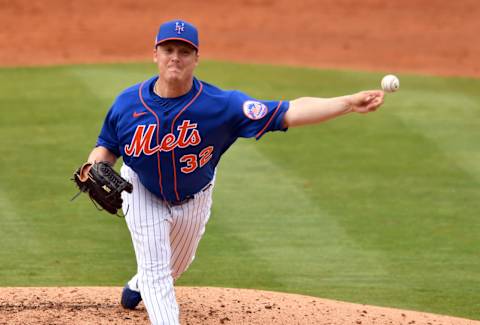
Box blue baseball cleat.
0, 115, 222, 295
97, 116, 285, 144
121, 283, 142, 309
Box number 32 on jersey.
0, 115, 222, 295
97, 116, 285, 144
179, 146, 213, 173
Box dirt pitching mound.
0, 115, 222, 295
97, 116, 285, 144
0, 287, 477, 325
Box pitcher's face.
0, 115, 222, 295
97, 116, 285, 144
154, 41, 199, 84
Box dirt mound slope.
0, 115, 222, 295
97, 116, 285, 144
0, 287, 477, 325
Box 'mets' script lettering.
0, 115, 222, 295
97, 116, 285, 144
124, 120, 201, 157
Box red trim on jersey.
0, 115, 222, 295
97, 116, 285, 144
255, 101, 282, 139
170, 81, 204, 201
138, 80, 165, 199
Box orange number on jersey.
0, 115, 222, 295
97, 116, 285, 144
199, 146, 214, 167
179, 154, 198, 174
179, 146, 215, 174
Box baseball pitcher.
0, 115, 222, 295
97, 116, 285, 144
76, 19, 384, 325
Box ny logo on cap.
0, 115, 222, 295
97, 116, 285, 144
175, 22, 185, 34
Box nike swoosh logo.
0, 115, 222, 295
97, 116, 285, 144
133, 111, 148, 118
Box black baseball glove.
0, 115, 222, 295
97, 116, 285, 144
72, 162, 133, 215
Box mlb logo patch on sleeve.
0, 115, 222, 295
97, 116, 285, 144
243, 100, 268, 120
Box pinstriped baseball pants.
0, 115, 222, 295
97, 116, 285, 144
121, 164, 213, 325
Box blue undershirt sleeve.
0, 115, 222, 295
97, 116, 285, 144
96, 106, 121, 157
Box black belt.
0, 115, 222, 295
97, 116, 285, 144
168, 195, 194, 206
167, 183, 212, 206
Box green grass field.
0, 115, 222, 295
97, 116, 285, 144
0, 61, 479, 320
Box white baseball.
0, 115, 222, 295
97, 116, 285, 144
381, 74, 400, 93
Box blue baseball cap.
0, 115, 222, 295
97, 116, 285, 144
155, 20, 199, 50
